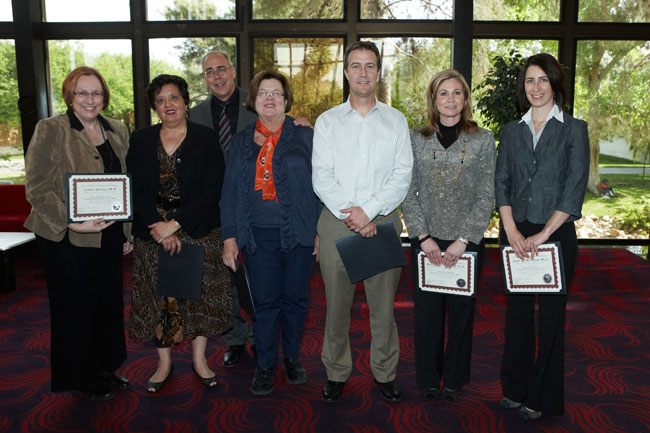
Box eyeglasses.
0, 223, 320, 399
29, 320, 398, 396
73, 90, 104, 98
202, 66, 232, 77
257, 91, 285, 99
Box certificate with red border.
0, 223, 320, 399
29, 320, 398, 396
500, 242, 566, 294
66, 173, 132, 222
416, 250, 477, 297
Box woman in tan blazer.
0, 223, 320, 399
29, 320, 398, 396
25, 66, 132, 400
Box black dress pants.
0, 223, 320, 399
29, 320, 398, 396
412, 238, 484, 390
38, 224, 127, 392
500, 220, 578, 415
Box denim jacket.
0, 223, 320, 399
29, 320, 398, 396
221, 116, 322, 253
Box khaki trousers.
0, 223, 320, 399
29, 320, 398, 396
318, 208, 403, 383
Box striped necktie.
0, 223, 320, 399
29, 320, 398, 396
217, 103, 232, 155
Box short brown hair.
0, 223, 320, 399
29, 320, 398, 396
62, 66, 110, 110
344, 41, 381, 72
246, 70, 293, 113
419, 69, 478, 138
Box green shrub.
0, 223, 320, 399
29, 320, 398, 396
475, 49, 525, 141
616, 198, 650, 235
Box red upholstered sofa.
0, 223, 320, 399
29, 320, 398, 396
0, 184, 31, 232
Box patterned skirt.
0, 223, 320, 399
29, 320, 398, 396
129, 227, 233, 345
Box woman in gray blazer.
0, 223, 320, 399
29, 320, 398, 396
402, 69, 496, 402
495, 53, 589, 420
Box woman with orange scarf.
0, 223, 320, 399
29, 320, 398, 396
221, 70, 321, 396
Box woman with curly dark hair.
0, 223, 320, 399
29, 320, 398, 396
127, 74, 232, 392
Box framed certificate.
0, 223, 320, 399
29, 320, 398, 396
416, 250, 477, 297
500, 242, 566, 294
66, 173, 132, 222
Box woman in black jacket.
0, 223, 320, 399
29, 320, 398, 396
127, 74, 232, 392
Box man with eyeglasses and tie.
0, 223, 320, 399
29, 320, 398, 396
190, 51, 258, 368
190, 51, 311, 369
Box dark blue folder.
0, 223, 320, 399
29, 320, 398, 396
334, 221, 407, 283
156, 243, 205, 301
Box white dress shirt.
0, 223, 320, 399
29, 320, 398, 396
520, 103, 564, 149
312, 98, 413, 221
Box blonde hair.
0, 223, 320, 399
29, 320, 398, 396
419, 69, 477, 138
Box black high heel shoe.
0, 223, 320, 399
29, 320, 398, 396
192, 364, 218, 388
442, 387, 459, 402
519, 405, 542, 420
146, 364, 174, 393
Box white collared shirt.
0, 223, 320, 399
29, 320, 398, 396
312, 97, 413, 221
520, 103, 564, 149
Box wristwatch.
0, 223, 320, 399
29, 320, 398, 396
458, 236, 469, 245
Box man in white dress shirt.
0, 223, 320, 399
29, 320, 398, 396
312, 41, 413, 403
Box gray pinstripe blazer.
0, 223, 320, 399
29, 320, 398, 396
494, 112, 590, 224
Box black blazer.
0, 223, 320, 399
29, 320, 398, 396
126, 121, 225, 240
189, 88, 258, 157
494, 112, 590, 224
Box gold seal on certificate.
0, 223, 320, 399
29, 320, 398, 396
66, 173, 132, 222
416, 250, 477, 297
500, 242, 566, 294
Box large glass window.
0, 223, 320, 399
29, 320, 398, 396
361, 0, 452, 20
149, 37, 237, 106
0, 0, 12, 21
47, 40, 134, 130
252, 0, 343, 19
147, 0, 235, 21
472, 39, 559, 91
253, 38, 344, 124
472, 39, 559, 131
578, 0, 650, 23
575, 40, 650, 167
44, 0, 130, 22
0, 40, 22, 183
367, 37, 452, 128
474, 0, 559, 21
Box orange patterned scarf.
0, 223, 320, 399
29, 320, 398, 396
254, 119, 283, 201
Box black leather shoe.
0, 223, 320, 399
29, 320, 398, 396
100, 371, 131, 390
423, 387, 440, 400
251, 367, 274, 395
77, 377, 115, 400
376, 380, 401, 402
284, 358, 307, 385
322, 380, 345, 403
442, 387, 459, 402
221, 345, 245, 368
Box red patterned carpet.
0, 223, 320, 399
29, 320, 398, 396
1, 246, 649, 433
